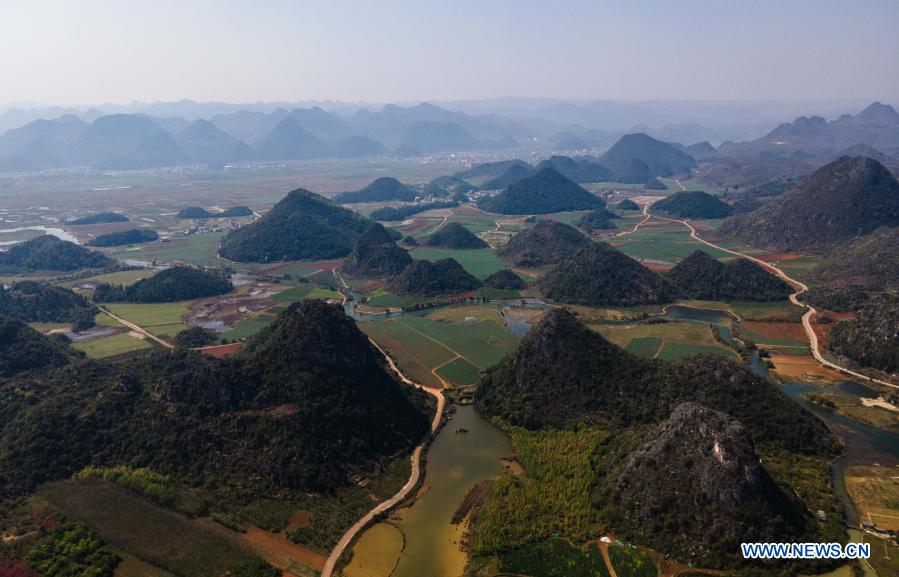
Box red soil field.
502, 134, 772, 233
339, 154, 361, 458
400, 218, 439, 235
742, 321, 808, 341
244, 526, 326, 572
199, 343, 243, 358
643, 262, 673, 272
755, 252, 805, 262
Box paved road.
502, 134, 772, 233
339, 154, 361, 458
320, 340, 446, 577
99, 306, 174, 349
651, 210, 898, 390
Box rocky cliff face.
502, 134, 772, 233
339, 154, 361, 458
606, 402, 811, 565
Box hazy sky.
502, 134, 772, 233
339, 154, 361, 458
1, 0, 897, 106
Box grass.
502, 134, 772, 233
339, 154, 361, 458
624, 336, 662, 358
104, 301, 192, 337
400, 315, 519, 368
360, 320, 456, 388
806, 393, 899, 432
27, 322, 70, 333
360, 310, 519, 387
72, 332, 154, 358
410, 247, 506, 279
307, 287, 343, 301
594, 321, 738, 361
607, 223, 732, 264
774, 255, 822, 281
657, 342, 736, 361
222, 315, 276, 341
845, 466, 899, 532
272, 286, 313, 302
677, 299, 804, 322
108, 232, 226, 267
62, 269, 155, 288
366, 290, 421, 309
476, 287, 521, 300
729, 300, 804, 322
94, 311, 125, 328
436, 357, 482, 386
39, 478, 257, 577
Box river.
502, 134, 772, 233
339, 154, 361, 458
665, 305, 899, 526
345, 301, 897, 576
0, 225, 80, 246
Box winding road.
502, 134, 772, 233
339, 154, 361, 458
648, 209, 898, 390
320, 340, 446, 577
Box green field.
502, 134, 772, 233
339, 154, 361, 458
40, 479, 256, 577
108, 233, 226, 267
104, 301, 192, 337
72, 332, 154, 358
476, 287, 522, 300
546, 211, 590, 226
774, 255, 822, 281
62, 268, 155, 288
594, 321, 738, 361
410, 247, 507, 279
360, 310, 519, 387
399, 316, 518, 368
435, 357, 482, 385
262, 263, 322, 277
608, 224, 732, 263
656, 341, 736, 361
221, 315, 276, 341
366, 290, 421, 309
360, 320, 456, 387
273, 285, 343, 303
624, 336, 662, 358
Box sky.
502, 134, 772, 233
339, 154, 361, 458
1, 0, 897, 106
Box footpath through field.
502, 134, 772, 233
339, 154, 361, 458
98, 306, 175, 349
320, 340, 446, 577
647, 207, 897, 391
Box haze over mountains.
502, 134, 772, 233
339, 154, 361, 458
1, 99, 897, 173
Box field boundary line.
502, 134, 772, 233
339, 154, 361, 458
98, 306, 174, 349
401, 322, 485, 369
649, 208, 897, 390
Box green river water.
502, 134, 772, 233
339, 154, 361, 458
389, 405, 512, 577
347, 303, 896, 577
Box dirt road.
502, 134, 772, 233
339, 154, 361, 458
650, 210, 897, 390
98, 306, 174, 349
320, 340, 446, 577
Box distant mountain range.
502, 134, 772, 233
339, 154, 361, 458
718, 102, 899, 161
1, 100, 896, 180
0, 103, 534, 171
